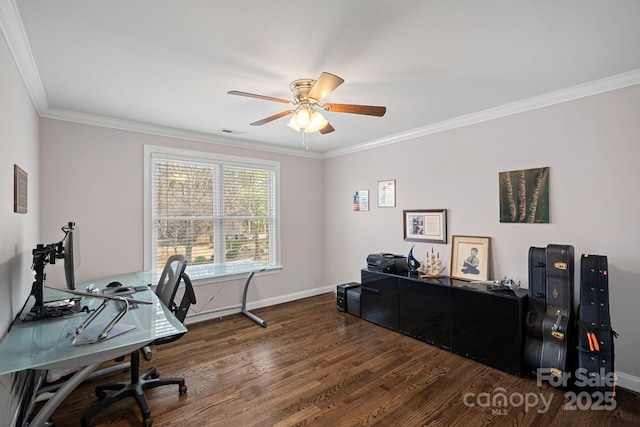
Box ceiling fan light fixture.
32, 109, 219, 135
307, 110, 328, 132
293, 108, 311, 127
287, 108, 328, 133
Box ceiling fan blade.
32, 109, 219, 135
228, 90, 294, 105
322, 103, 386, 117
307, 72, 344, 103
319, 122, 335, 135
249, 110, 294, 126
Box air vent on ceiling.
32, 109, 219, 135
219, 128, 245, 135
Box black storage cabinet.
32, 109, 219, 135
450, 285, 527, 375
360, 269, 527, 376
360, 269, 400, 331
400, 278, 451, 350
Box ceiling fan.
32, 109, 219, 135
227, 72, 386, 138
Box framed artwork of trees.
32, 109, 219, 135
499, 167, 549, 223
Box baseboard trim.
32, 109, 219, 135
616, 371, 640, 394
184, 285, 336, 325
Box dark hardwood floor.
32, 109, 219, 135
48, 292, 639, 426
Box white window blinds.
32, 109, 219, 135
147, 147, 279, 279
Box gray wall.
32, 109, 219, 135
323, 84, 640, 390
0, 33, 40, 425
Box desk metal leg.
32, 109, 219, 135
241, 271, 267, 328
29, 363, 100, 427
36, 363, 132, 396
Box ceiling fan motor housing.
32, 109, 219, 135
290, 79, 317, 103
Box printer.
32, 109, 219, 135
367, 253, 408, 273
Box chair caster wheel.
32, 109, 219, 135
95, 389, 107, 400
143, 417, 153, 427
151, 371, 160, 379
81, 419, 95, 427
179, 384, 187, 395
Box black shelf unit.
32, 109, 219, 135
360, 269, 528, 376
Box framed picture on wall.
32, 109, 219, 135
353, 190, 369, 211
499, 166, 549, 223
378, 179, 396, 207
450, 235, 490, 281
403, 209, 447, 243
14, 164, 28, 214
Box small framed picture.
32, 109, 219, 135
403, 209, 447, 243
450, 235, 491, 281
353, 190, 369, 211
378, 179, 396, 207
14, 164, 28, 214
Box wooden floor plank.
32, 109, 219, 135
45, 292, 639, 426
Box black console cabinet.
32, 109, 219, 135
361, 269, 528, 376
400, 277, 451, 350
360, 269, 400, 331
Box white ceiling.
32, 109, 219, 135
3, 0, 640, 156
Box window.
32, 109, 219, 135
144, 146, 280, 280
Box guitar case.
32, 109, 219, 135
577, 254, 616, 394
524, 247, 546, 373
524, 244, 575, 378
539, 244, 575, 377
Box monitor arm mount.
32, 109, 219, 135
28, 222, 76, 320
30, 241, 65, 314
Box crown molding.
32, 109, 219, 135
323, 69, 640, 159
30, 68, 640, 161
42, 107, 324, 159
0, 0, 48, 113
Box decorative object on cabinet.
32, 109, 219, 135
407, 245, 420, 272
450, 235, 490, 281
353, 190, 369, 211
499, 166, 549, 223
419, 247, 446, 278
377, 179, 396, 207
403, 209, 447, 243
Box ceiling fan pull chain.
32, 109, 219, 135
301, 129, 308, 150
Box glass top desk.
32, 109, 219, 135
0, 272, 187, 426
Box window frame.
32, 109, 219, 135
143, 145, 281, 282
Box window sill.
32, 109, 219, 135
138, 261, 281, 286
189, 264, 282, 286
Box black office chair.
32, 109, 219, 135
81, 255, 196, 427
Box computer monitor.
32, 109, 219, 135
63, 222, 80, 290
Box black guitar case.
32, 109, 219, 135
539, 244, 575, 377
577, 254, 616, 394
524, 247, 546, 373
524, 244, 575, 378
